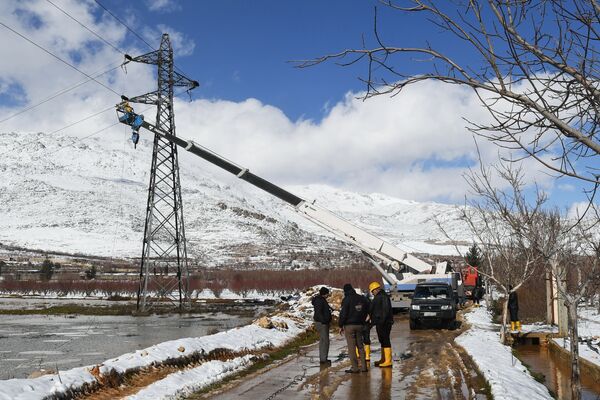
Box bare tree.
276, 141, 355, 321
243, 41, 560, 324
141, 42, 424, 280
436, 158, 545, 343
525, 207, 600, 399
298, 0, 600, 192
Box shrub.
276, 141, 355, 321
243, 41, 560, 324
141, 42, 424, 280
85, 265, 97, 280
40, 259, 55, 281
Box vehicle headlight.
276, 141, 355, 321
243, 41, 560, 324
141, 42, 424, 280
411, 305, 420, 310
441, 305, 451, 310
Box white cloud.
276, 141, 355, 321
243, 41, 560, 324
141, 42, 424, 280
145, 0, 181, 13
173, 81, 556, 202
0, 1, 561, 204
567, 201, 598, 220
137, 24, 196, 57
0, 0, 152, 137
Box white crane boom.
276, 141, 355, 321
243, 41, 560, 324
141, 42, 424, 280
295, 201, 432, 275
116, 104, 459, 307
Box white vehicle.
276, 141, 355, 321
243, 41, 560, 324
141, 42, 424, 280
117, 104, 464, 308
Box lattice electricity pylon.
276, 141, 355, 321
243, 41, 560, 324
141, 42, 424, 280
124, 33, 199, 311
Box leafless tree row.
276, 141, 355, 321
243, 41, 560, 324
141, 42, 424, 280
301, 2, 600, 397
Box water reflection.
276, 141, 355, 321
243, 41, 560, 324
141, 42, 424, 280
379, 367, 392, 400
514, 344, 600, 400
0, 311, 256, 379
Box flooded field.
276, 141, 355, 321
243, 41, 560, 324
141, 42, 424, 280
0, 298, 271, 379
514, 343, 600, 400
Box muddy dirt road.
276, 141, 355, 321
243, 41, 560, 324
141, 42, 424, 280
200, 314, 491, 399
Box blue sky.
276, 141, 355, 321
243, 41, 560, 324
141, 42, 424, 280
115, 0, 404, 121
100, 0, 478, 121
0, 0, 593, 212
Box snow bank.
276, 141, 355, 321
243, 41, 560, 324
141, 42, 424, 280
552, 337, 600, 372
0, 287, 320, 400
126, 355, 254, 400
456, 305, 553, 400
552, 306, 600, 370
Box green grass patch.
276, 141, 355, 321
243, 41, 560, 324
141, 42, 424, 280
185, 327, 320, 399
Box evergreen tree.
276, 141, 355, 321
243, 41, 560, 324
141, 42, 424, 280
40, 259, 54, 281
465, 244, 483, 267
85, 265, 97, 280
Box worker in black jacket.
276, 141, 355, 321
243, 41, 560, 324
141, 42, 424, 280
339, 283, 369, 373
508, 285, 520, 332
369, 281, 393, 368
312, 286, 333, 364
360, 291, 372, 362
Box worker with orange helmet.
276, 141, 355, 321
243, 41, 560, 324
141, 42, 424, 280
368, 281, 394, 368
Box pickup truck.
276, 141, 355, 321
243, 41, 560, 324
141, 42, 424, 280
409, 282, 456, 330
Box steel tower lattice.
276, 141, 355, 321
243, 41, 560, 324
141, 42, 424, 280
125, 33, 198, 311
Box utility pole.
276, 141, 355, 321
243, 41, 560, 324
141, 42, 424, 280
124, 33, 198, 311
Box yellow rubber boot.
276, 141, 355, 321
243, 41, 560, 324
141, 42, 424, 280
516, 321, 521, 332
374, 348, 384, 366
510, 322, 515, 331
378, 347, 393, 368
365, 345, 371, 362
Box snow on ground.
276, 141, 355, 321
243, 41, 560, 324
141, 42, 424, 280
552, 306, 600, 371
456, 304, 553, 400
519, 323, 558, 334
578, 306, 600, 339
553, 337, 600, 373
0, 287, 320, 400
126, 355, 254, 400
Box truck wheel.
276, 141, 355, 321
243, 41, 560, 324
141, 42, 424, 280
409, 319, 418, 330
444, 319, 456, 330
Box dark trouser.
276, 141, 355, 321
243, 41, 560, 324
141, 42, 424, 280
344, 324, 366, 371
315, 322, 330, 362
509, 307, 519, 322
474, 296, 480, 305
376, 322, 392, 347
362, 323, 371, 345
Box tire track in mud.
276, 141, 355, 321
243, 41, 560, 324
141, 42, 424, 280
398, 316, 491, 400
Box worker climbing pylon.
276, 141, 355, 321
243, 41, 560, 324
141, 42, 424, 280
117, 101, 144, 148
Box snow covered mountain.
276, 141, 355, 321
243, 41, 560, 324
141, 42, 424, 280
0, 131, 470, 268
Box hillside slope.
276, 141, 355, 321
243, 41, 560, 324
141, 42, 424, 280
0, 132, 470, 268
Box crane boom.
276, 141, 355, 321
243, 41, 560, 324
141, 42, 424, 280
117, 105, 434, 283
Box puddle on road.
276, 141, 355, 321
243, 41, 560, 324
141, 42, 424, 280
514, 343, 600, 400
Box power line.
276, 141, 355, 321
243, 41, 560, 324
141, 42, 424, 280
93, 0, 155, 52
42, 120, 121, 158
0, 62, 122, 126
10, 102, 158, 164
0, 20, 121, 96
0, 106, 115, 157
45, 0, 125, 55
91, 0, 195, 84
48, 106, 116, 136
0, 89, 182, 158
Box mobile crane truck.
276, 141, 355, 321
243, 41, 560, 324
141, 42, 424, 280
117, 102, 464, 309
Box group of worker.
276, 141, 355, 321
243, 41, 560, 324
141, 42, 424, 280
311, 281, 393, 373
